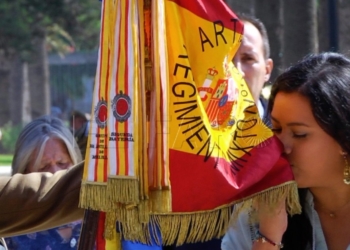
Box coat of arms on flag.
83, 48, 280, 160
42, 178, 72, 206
79, 0, 301, 247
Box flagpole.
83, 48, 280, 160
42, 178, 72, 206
77, 209, 99, 250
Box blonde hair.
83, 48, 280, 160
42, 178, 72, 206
12, 115, 82, 174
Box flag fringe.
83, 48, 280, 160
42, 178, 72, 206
148, 188, 172, 213
104, 211, 119, 240
79, 181, 110, 211
153, 205, 232, 246
86, 181, 301, 245
105, 203, 151, 243
230, 181, 301, 223
107, 176, 140, 204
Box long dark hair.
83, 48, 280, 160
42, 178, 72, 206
268, 52, 350, 249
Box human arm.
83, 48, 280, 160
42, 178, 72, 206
252, 200, 287, 250
221, 201, 287, 250
0, 161, 84, 237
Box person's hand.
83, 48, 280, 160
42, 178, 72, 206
253, 198, 287, 249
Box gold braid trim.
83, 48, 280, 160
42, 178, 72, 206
153, 205, 232, 246
79, 181, 110, 211
229, 181, 301, 223
107, 176, 140, 204
104, 201, 152, 243
104, 211, 118, 240
101, 181, 301, 245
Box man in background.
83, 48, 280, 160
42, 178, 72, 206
233, 13, 274, 127
69, 110, 90, 132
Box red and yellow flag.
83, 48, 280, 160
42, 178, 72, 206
79, 0, 301, 246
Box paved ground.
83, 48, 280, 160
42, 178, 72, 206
0, 166, 11, 176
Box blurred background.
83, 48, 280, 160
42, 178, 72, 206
0, 0, 101, 154
0, 0, 348, 156
225, 0, 350, 80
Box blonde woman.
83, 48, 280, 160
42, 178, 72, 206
6, 115, 83, 250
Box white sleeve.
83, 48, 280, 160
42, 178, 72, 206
221, 211, 255, 250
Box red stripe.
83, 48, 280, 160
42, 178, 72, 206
96, 212, 106, 249
115, 1, 122, 175
168, 0, 243, 35
169, 135, 294, 212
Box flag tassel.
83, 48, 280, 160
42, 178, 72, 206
107, 176, 140, 204
79, 181, 110, 211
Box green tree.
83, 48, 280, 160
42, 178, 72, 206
61, 0, 102, 51
0, 0, 101, 126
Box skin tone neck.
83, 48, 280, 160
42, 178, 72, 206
312, 186, 350, 215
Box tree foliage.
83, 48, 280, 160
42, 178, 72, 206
61, 0, 102, 51
0, 0, 101, 57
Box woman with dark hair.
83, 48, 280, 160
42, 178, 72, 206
222, 52, 350, 249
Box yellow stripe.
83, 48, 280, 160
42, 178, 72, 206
131, 0, 139, 178
105, 232, 121, 249
153, 7, 163, 188
116, 0, 127, 175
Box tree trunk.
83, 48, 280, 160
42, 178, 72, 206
9, 56, 32, 126
0, 52, 12, 127
9, 54, 26, 126
21, 62, 32, 124
338, 0, 350, 53
282, 0, 318, 67
29, 34, 51, 119
317, 0, 330, 52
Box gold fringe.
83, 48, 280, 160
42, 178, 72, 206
230, 181, 301, 223
138, 199, 150, 223
79, 181, 110, 211
107, 176, 140, 204
103, 204, 232, 245
149, 188, 172, 213
114, 205, 148, 242
100, 181, 301, 245
102, 199, 150, 240
153, 205, 232, 246
104, 211, 118, 240
103, 203, 232, 246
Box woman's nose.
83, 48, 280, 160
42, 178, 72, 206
276, 134, 292, 155
47, 164, 63, 174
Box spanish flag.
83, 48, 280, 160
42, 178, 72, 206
79, 0, 301, 247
